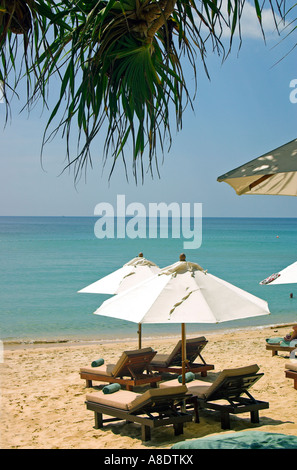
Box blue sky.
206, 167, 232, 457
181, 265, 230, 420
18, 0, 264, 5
1, 3, 297, 217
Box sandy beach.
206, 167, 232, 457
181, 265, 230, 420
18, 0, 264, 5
1, 324, 296, 449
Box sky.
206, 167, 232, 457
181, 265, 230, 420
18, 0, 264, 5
1, 2, 297, 218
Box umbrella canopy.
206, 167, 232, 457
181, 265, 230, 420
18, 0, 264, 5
217, 138, 297, 196
78, 253, 160, 295
78, 253, 160, 348
94, 258, 269, 324
260, 260, 297, 285
94, 255, 270, 383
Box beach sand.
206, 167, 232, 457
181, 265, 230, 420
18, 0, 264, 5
1, 325, 296, 449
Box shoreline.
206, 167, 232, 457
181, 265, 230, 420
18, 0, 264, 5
2, 321, 296, 351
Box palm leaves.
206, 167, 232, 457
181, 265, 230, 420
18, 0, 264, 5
0, 1, 57, 112
40, 0, 199, 181
0, 0, 33, 111
0, 0, 290, 181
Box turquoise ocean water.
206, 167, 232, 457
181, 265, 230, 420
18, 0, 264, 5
1, 216, 297, 345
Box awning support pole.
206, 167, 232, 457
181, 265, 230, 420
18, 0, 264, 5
137, 323, 142, 349
181, 323, 186, 385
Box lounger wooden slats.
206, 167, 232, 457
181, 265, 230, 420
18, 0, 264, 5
85, 386, 193, 441
266, 344, 296, 357
196, 371, 269, 429
81, 371, 161, 390
285, 370, 297, 389
159, 364, 269, 430
150, 336, 214, 377
80, 347, 162, 390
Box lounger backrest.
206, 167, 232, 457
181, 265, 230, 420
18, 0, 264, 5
185, 337, 208, 364
128, 385, 188, 412
204, 364, 260, 400
111, 347, 156, 377
167, 336, 207, 366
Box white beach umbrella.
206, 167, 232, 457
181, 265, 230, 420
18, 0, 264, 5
78, 253, 160, 347
78, 253, 160, 295
217, 138, 297, 196
260, 260, 297, 285
94, 254, 270, 383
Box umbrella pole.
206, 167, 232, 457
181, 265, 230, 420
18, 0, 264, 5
137, 323, 142, 349
181, 323, 186, 385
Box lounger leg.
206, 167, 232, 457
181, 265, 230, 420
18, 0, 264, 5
201, 371, 207, 377
94, 411, 103, 429
186, 396, 199, 423
272, 350, 278, 357
220, 411, 231, 429
86, 379, 92, 387
294, 378, 297, 390
250, 410, 259, 424
192, 399, 200, 423
174, 423, 184, 436
141, 425, 151, 441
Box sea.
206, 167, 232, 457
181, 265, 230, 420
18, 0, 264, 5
1, 216, 297, 346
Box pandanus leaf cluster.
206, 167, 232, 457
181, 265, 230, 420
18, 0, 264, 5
0, 0, 292, 181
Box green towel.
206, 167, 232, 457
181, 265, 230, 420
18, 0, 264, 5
266, 337, 295, 347
91, 358, 104, 367
172, 431, 297, 449
178, 371, 195, 383
266, 337, 283, 345
280, 339, 297, 347
102, 383, 121, 394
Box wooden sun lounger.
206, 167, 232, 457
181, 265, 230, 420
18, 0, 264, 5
150, 336, 214, 377
85, 385, 193, 441
285, 370, 297, 389
160, 364, 269, 429
266, 343, 296, 357
285, 349, 297, 390
80, 347, 162, 390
